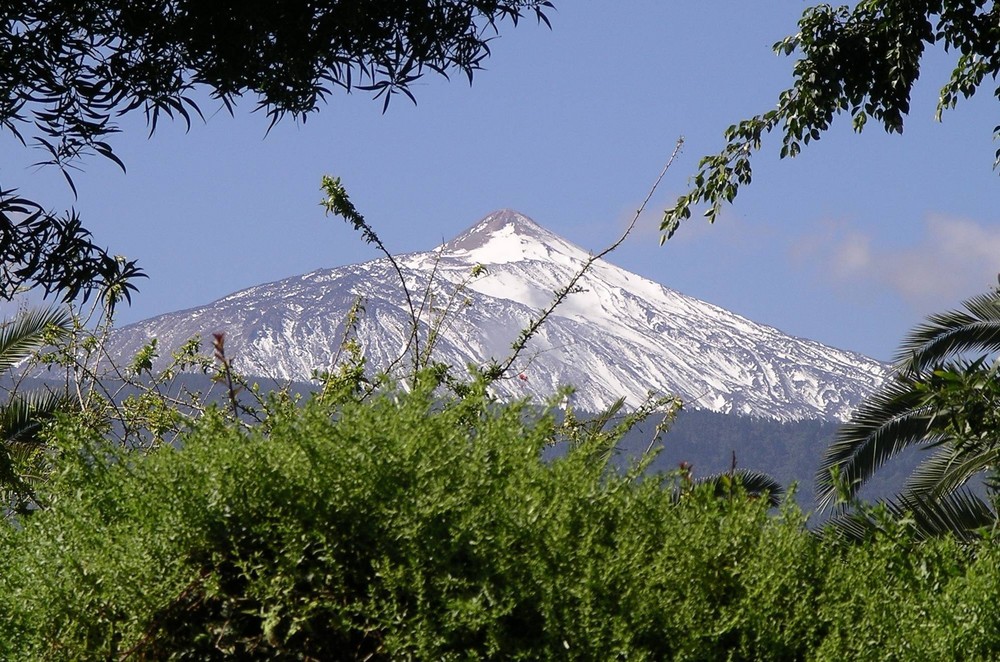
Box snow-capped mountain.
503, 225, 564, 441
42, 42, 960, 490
108, 210, 888, 421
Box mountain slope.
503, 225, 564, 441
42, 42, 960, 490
108, 209, 887, 421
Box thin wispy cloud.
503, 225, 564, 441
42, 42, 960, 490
793, 214, 1000, 312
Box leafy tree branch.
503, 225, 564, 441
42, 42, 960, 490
662, 1, 1000, 239
1, 0, 554, 302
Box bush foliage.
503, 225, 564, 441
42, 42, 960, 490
0, 384, 998, 659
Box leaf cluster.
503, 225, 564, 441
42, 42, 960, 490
0, 189, 144, 308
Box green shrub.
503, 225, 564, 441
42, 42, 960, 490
2, 385, 998, 659
0, 386, 815, 659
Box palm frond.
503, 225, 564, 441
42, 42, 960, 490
905, 443, 1000, 499
693, 469, 786, 508
891, 488, 994, 540
822, 489, 995, 544
0, 391, 68, 445
819, 288, 1000, 536
0, 307, 71, 373
896, 291, 1000, 373
815, 376, 941, 511
820, 511, 877, 543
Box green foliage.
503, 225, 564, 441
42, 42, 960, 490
0, 307, 73, 511
818, 289, 1000, 539
0, 384, 813, 660
4, 382, 1000, 657
662, 0, 1000, 238
814, 526, 962, 660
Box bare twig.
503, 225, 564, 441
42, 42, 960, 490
212, 333, 241, 421
490, 137, 685, 382
383, 241, 446, 376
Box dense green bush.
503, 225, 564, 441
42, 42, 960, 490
0, 385, 998, 659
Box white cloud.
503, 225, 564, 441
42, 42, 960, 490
794, 214, 1000, 312
927, 214, 1000, 263
829, 231, 873, 280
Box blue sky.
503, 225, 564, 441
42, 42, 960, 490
3, 1, 999, 362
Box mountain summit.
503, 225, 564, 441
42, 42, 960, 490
109, 210, 887, 421
443, 208, 570, 253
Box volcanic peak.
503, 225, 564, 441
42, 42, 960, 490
437, 209, 591, 269
442, 209, 560, 251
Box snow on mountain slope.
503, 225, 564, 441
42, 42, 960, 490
108, 209, 888, 421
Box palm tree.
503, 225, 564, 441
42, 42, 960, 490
816, 290, 1000, 539
0, 307, 72, 508
690, 468, 786, 508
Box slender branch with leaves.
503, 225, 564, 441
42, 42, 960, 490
662, 2, 1000, 240
320, 175, 422, 372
